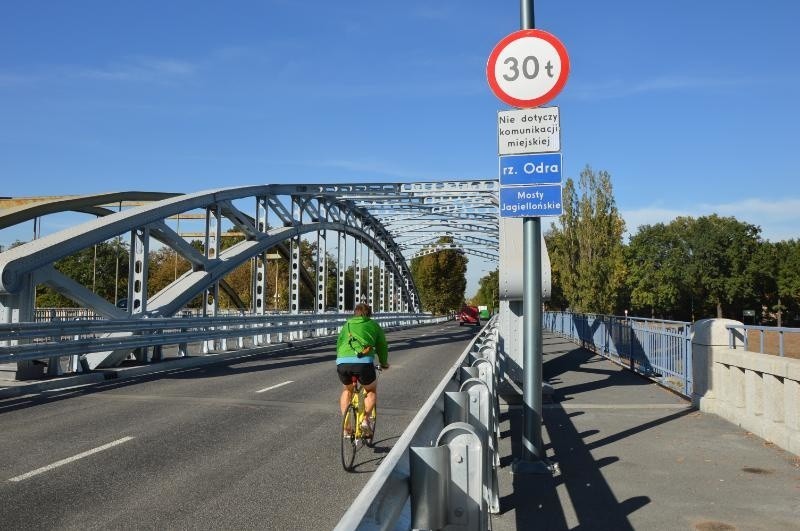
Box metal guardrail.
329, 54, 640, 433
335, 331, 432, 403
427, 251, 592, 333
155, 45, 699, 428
0, 312, 444, 367
335, 317, 500, 531
726, 324, 800, 357
544, 311, 693, 397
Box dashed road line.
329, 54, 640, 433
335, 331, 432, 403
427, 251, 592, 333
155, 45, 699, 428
255, 380, 294, 394
8, 436, 135, 482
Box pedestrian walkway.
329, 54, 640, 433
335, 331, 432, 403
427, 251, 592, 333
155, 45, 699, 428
491, 333, 799, 531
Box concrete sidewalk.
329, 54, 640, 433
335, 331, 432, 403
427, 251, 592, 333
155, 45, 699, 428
492, 333, 800, 531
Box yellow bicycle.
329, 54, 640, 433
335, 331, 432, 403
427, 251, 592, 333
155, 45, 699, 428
341, 367, 379, 471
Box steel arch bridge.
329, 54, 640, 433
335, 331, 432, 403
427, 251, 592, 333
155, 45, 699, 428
0, 180, 498, 370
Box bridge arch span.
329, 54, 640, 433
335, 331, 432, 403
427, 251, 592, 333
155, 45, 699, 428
0, 185, 421, 323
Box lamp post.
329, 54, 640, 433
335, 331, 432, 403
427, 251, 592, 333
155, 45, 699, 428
274, 262, 279, 311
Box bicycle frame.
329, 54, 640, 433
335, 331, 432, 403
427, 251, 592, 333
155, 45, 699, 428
350, 377, 368, 438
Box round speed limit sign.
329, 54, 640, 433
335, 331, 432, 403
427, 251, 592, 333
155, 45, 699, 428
486, 29, 570, 108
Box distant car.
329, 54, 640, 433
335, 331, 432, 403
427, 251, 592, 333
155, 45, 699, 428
458, 305, 480, 326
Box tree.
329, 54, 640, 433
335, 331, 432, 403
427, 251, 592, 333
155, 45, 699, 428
473, 269, 499, 310
548, 166, 626, 314
778, 240, 800, 325
36, 239, 129, 308
751, 239, 800, 326
543, 230, 569, 310
625, 223, 687, 319
410, 238, 468, 314
685, 215, 760, 318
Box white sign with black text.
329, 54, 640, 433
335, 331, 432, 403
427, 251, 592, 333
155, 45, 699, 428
497, 106, 560, 155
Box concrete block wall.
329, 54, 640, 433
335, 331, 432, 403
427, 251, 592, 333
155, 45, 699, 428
692, 318, 800, 456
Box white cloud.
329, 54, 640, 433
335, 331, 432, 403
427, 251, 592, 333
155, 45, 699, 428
0, 57, 197, 89
621, 198, 800, 242
76, 57, 196, 83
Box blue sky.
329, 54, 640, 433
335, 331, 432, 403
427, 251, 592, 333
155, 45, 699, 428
1, 1, 799, 295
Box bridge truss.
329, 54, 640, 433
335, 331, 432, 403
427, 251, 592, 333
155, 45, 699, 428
0, 181, 498, 369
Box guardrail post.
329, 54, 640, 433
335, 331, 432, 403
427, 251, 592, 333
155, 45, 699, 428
445, 391, 470, 425
220, 325, 228, 351
46, 316, 64, 376
152, 343, 163, 362
472, 357, 501, 465
460, 366, 478, 383
411, 422, 487, 531
460, 378, 500, 513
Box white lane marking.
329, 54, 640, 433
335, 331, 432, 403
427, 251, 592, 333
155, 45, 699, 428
167, 368, 202, 375
43, 383, 96, 393
8, 436, 135, 482
255, 380, 293, 394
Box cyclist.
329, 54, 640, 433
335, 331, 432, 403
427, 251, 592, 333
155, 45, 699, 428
336, 303, 389, 436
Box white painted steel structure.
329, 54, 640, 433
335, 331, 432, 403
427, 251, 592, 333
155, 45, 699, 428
0, 181, 499, 375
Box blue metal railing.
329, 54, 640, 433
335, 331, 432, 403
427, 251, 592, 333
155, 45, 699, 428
725, 324, 800, 357
544, 311, 693, 397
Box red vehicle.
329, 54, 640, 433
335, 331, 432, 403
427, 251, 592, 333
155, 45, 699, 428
458, 305, 480, 326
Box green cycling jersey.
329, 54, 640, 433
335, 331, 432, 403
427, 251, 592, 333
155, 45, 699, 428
335, 315, 388, 366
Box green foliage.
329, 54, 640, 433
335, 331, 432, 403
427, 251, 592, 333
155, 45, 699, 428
684, 215, 760, 318
623, 215, 764, 321
411, 238, 468, 314
750, 239, 800, 325
474, 269, 499, 310
36, 240, 129, 308
548, 166, 626, 314
625, 223, 687, 318
545, 166, 794, 323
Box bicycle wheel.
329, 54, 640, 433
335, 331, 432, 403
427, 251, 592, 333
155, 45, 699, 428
341, 405, 357, 471
366, 406, 377, 447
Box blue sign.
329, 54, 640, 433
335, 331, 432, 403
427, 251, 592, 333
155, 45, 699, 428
499, 153, 562, 186
499, 184, 563, 217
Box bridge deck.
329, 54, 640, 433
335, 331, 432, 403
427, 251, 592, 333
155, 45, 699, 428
3, 332, 798, 529
492, 333, 799, 530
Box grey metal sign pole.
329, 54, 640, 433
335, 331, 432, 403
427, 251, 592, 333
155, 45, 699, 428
512, 0, 550, 474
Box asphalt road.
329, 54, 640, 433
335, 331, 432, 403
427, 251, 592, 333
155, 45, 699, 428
0, 321, 480, 530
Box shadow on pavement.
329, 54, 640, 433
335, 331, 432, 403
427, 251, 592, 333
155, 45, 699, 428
497, 340, 695, 530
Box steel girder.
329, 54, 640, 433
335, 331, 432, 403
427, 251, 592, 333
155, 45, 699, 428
0, 192, 180, 230
0, 187, 417, 307
0, 179, 498, 318
0, 187, 426, 369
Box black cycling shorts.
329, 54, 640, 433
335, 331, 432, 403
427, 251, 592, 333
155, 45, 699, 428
337, 363, 377, 386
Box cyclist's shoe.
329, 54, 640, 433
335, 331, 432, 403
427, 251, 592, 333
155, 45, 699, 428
360, 419, 373, 438
343, 427, 354, 439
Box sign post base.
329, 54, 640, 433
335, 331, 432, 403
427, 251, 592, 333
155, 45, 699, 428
511, 458, 559, 476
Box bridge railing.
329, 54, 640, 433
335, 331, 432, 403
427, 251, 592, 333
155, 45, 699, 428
544, 311, 693, 397
725, 323, 800, 357
0, 312, 446, 372
335, 317, 500, 531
